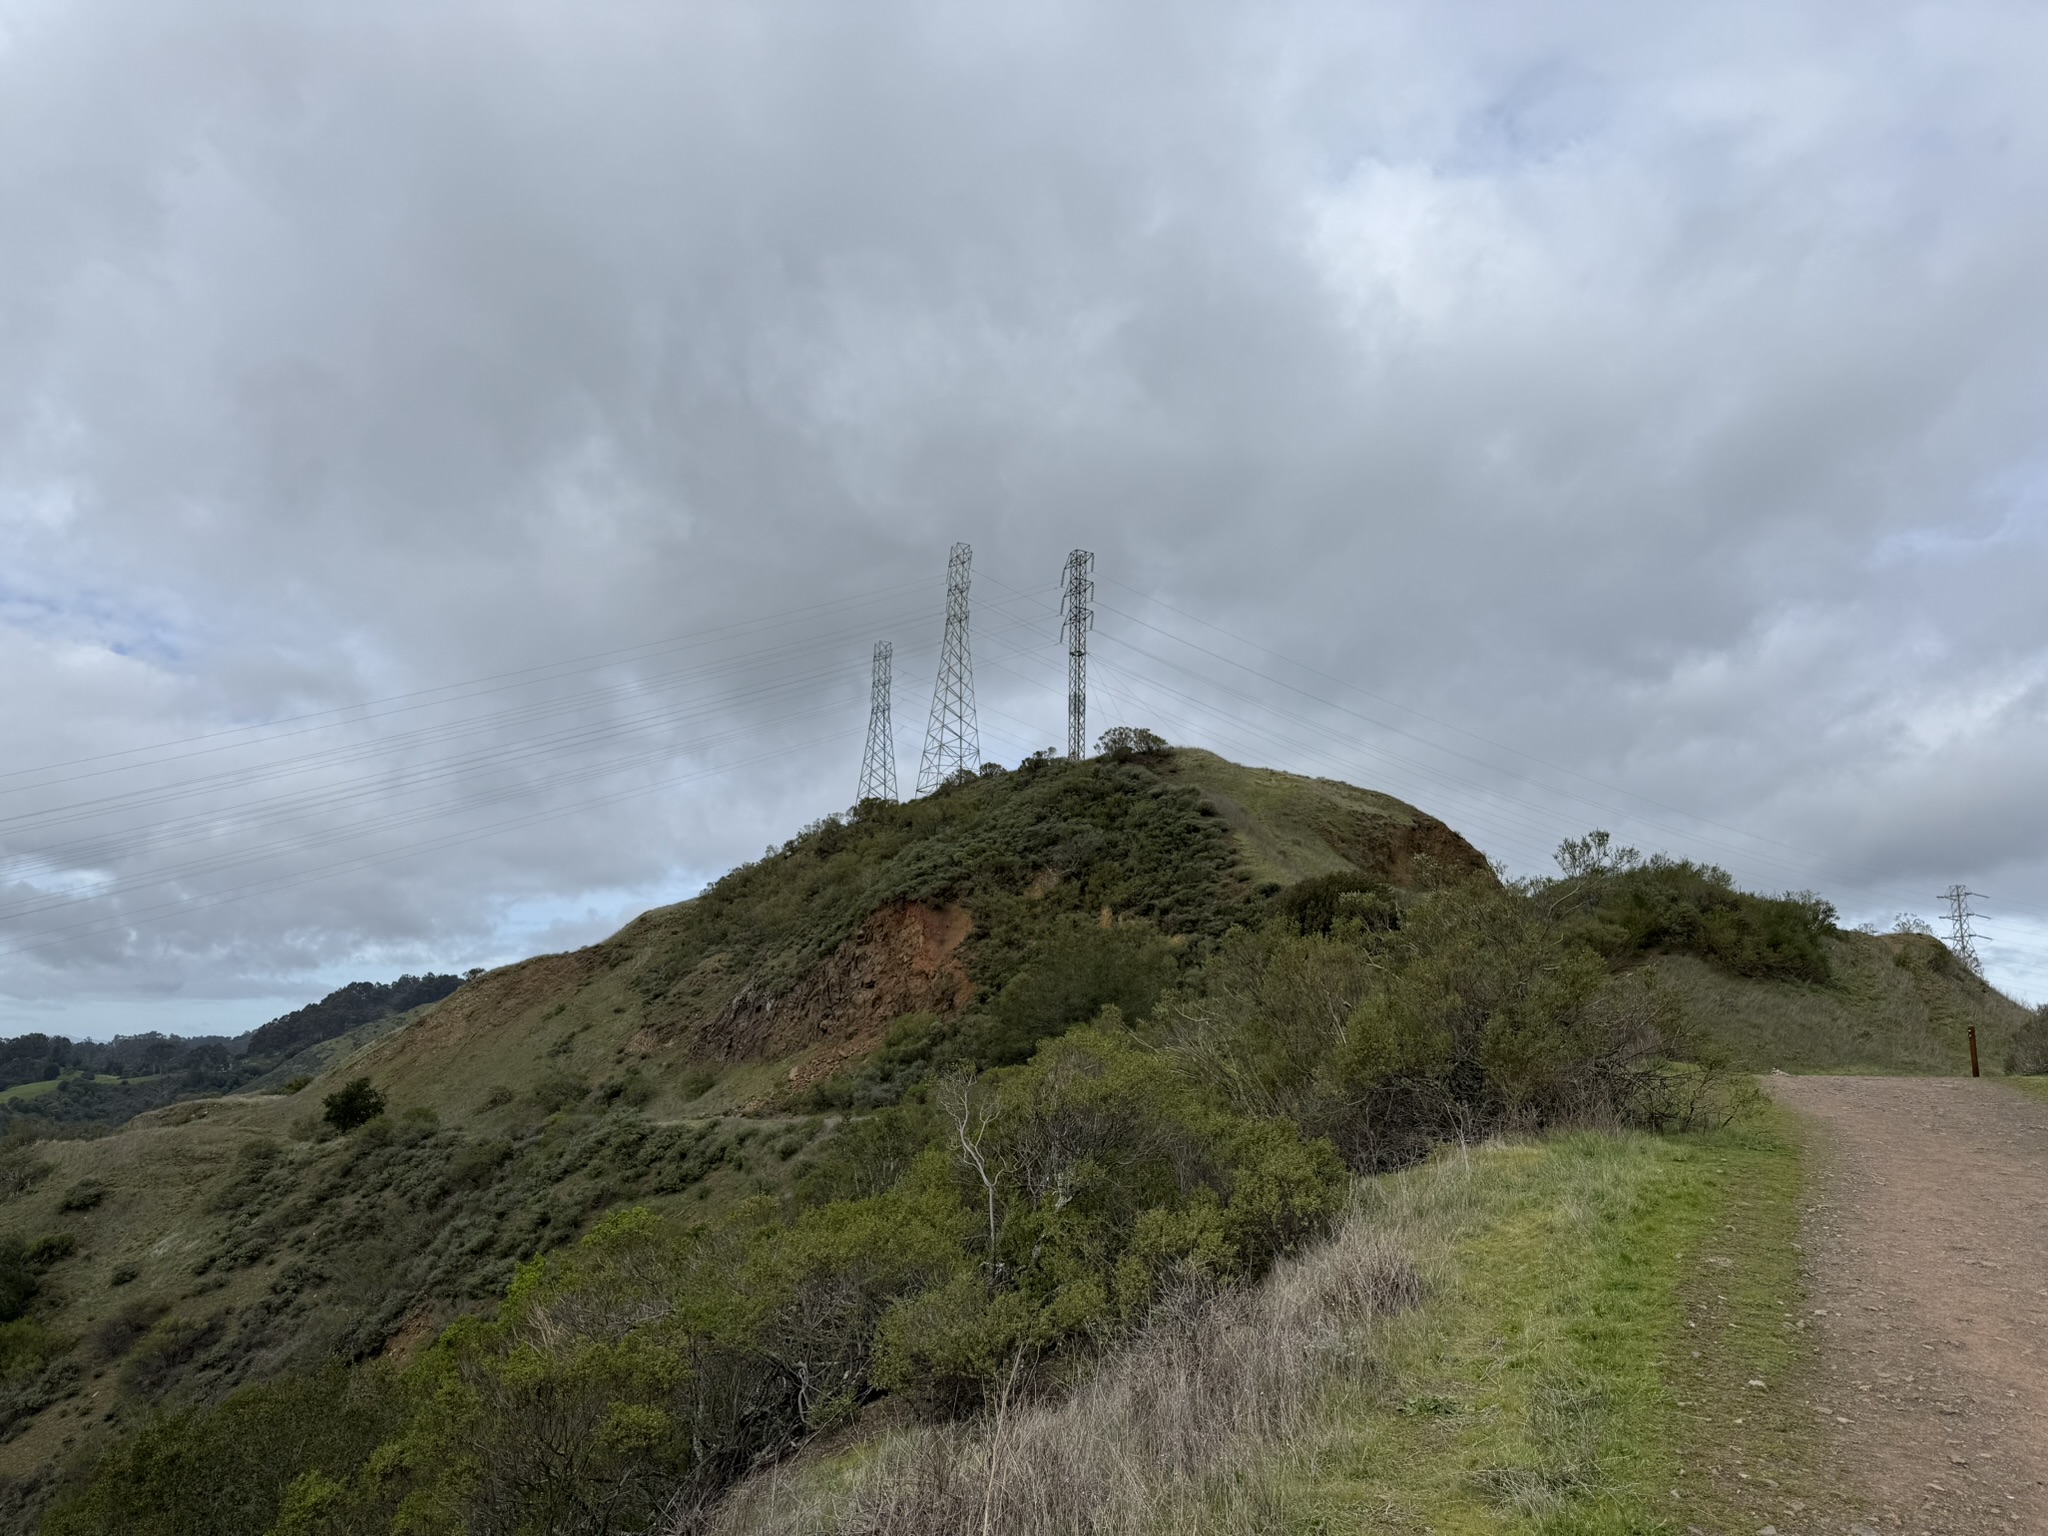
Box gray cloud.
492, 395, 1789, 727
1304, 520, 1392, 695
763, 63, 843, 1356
5, 0, 2048, 1034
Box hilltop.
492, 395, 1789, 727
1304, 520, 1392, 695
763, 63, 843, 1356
0, 742, 2034, 1532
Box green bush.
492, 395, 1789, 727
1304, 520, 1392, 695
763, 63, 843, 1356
248, 1023, 1344, 1534
0, 1239, 39, 1323
2010, 1004, 2048, 1075
1172, 879, 1695, 1169
321, 1077, 386, 1133
1547, 837, 1834, 983
0, 1145, 52, 1198
57, 1178, 108, 1213
42, 1362, 397, 1536
1274, 872, 1400, 937
26, 1232, 76, 1266
974, 920, 1180, 1066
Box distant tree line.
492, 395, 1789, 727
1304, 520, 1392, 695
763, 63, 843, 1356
0, 974, 466, 1131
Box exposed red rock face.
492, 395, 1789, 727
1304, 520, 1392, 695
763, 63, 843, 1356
701, 900, 976, 1078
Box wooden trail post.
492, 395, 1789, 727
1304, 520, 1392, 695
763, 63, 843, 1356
1968, 1026, 1980, 1078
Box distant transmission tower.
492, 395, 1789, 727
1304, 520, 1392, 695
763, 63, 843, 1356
1061, 550, 1094, 760
917, 543, 980, 793
1944, 884, 1984, 977
855, 641, 897, 804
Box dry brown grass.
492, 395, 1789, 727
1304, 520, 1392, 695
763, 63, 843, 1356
695, 1207, 1424, 1536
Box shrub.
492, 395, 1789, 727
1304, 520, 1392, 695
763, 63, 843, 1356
123, 1313, 225, 1395
0, 1146, 52, 1199
973, 921, 1179, 1066
1274, 872, 1400, 937
91, 1298, 165, 1359
0, 1239, 38, 1323
321, 1077, 386, 1133
1547, 838, 1834, 984
281, 1075, 313, 1095
26, 1232, 76, 1266
528, 1070, 589, 1113
2010, 1005, 2048, 1076
41, 1362, 397, 1536
1170, 878, 1693, 1169
1095, 725, 1170, 762
0, 1317, 72, 1377
57, 1178, 108, 1213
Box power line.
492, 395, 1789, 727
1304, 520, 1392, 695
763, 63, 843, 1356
0, 727, 866, 960
0, 597, 1064, 931
1091, 578, 2026, 918
0, 577, 943, 791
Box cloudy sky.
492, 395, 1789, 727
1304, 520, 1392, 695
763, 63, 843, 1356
4, 0, 2048, 1037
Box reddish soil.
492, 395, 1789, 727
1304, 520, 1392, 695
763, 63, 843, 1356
1769, 1075, 2048, 1533
702, 900, 975, 1080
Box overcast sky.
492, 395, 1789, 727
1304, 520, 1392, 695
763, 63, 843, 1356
5, 0, 2048, 1038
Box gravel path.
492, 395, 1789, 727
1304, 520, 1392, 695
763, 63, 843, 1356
1769, 1075, 2048, 1533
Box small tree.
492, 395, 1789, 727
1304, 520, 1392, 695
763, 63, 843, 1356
1094, 726, 1168, 762
322, 1077, 386, 1133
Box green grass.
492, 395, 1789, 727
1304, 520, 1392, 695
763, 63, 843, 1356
1156, 747, 1487, 889
2000, 1075, 2048, 1105
0, 1073, 133, 1104
1281, 1111, 1839, 1532
1652, 940, 2033, 1075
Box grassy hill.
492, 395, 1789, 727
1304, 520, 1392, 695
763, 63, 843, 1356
0, 744, 2031, 1532
0, 748, 1486, 1516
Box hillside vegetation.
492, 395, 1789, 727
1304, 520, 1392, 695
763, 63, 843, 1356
0, 976, 466, 1134
0, 744, 2028, 1534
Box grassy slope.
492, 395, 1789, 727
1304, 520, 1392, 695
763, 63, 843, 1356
1277, 1113, 1841, 1533
705, 1115, 1836, 1536
1153, 748, 1488, 888
1653, 930, 2033, 1075
0, 1079, 131, 1108
283, 749, 1490, 1129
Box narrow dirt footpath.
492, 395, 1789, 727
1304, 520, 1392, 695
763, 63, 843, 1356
1768, 1076, 2048, 1533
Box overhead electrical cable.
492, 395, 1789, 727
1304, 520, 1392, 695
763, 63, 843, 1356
0, 576, 944, 788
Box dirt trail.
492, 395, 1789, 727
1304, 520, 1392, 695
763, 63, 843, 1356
1769, 1075, 2048, 1533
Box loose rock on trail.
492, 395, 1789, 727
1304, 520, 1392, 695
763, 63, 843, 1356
1769, 1075, 2048, 1532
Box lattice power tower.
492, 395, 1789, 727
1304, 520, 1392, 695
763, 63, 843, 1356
1061, 550, 1094, 759
855, 641, 897, 804
1945, 884, 1984, 977
917, 543, 980, 793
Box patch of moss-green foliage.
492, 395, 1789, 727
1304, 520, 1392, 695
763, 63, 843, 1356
1284, 1110, 1831, 1533
1549, 831, 1836, 984
620, 755, 1253, 1021
178, 1105, 808, 1373
39, 1363, 399, 1536
50, 1027, 1349, 1536
1168, 874, 1707, 1170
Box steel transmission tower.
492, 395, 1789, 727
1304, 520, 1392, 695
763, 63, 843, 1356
1061, 550, 1094, 760
917, 543, 980, 793
1944, 884, 1984, 976
855, 641, 898, 804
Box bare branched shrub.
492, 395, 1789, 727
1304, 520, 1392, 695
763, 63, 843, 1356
699, 1208, 1423, 1536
